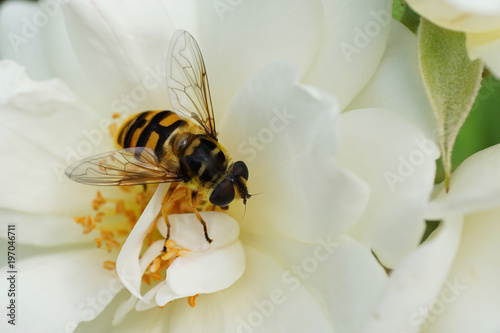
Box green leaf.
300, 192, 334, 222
418, 19, 484, 190
392, 0, 405, 21
393, 0, 420, 34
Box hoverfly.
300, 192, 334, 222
65, 30, 250, 243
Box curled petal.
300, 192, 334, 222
117, 188, 243, 301
169, 212, 240, 251
159, 240, 245, 305
116, 184, 169, 299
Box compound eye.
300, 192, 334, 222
232, 161, 249, 181
209, 179, 235, 206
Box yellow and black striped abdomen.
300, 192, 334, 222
116, 110, 189, 159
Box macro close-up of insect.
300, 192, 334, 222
65, 30, 251, 244
5, 0, 500, 331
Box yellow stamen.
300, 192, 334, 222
115, 199, 125, 214
177, 249, 191, 257
119, 186, 132, 193
142, 275, 151, 285
92, 191, 106, 211
94, 211, 105, 223
150, 258, 162, 273
135, 191, 146, 204
73, 216, 95, 234
149, 272, 163, 281
103, 261, 116, 270
161, 250, 178, 261
187, 294, 199, 308
165, 239, 178, 251
73, 183, 219, 310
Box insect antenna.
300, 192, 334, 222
241, 192, 262, 222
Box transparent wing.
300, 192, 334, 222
166, 29, 216, 138
64, 147, 184, 186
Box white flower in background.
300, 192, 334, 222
0, 0, 439, 332
406, 0, 500, 77
360, 144, 500, 333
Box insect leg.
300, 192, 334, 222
160, 184, 178, 251
190, 189, 213, 244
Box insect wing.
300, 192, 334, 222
64, 147, 183, 186
166, 30, 217, 138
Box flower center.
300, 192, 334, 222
73, 183, 223, 309
73, 186, 154, 252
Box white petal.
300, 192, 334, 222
158, 240, 245, 305
467, 30, 500, 78
169, 212, 240, 251
136, 281, 167, 311
117, 188, 243, 301
407, 0, 500, 32
77, 290, 171, 333
193, 0, 323, 116
165, 245, 334, 333
219, 61, 370, 243
424, 208, 500, 333
447, 0, 500, 14
91, 302, 169, 333
156, 215, 168, 238
241, 233, 388, 332
0, 248, 122, 332
348, 20, 438, 141
0, 209, 96, 246
39, 0, 108, 111
112, 294, 138, 326
427, 144, 500, 219
60, 0, 177, 112
0, 1, 51, 79
116, 184, 169, 299
302, 0, 392, 108
138, 240, 164, 274
361, 216, 463, 333
336, 108, 439, 267
0, 60, 118, 215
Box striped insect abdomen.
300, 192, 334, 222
116, 110, 188, 159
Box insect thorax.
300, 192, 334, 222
177, 134, 229, 187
